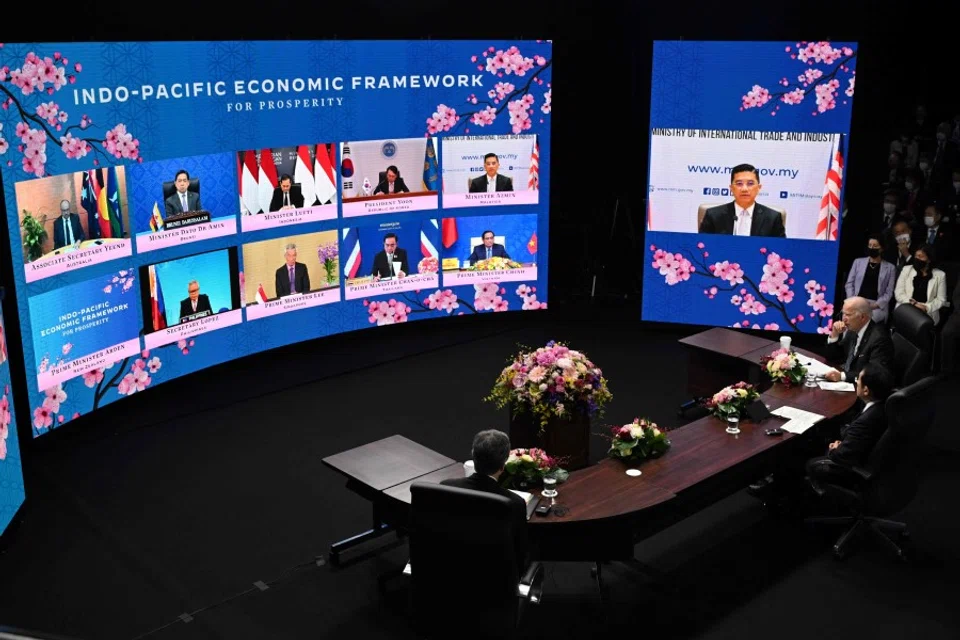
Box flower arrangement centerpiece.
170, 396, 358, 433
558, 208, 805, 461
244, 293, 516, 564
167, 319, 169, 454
417, 256, 439, 274
499, 447, 569, 489
703, 381, 760, 420
317, 243, 339, 285
470, 256, 523, 271
759, 347, 807, 387
487, 341, 612, 470
21, 210, 48, 262
605, 418, 671, 463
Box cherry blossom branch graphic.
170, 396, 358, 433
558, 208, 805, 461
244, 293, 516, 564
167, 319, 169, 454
362, 283, 547, 326
740, 41, 856, 117
650, 241, 834, 333
0, 47, 143, 177
425, 43, 553, 136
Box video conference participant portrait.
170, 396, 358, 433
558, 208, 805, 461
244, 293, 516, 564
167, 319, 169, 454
469, 153, 514, 193
372, 166, 411, 196
164, 169, 203, 216
372, 232, 409, 281
470, 229, 511, 264
270, 174, 305, 212
179, 279, 213, 323
698, 164, 787, 238
339, 138, 439, 218
441, 134, 539, 210
275, 243, 310, 296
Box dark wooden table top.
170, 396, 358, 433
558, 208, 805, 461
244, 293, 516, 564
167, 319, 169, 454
383, 463, 465, 503
321, 435, 455, 491
679, 327, 777, 358
738, 343, 829, 366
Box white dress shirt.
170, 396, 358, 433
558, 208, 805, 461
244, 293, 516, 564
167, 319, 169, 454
487, 175, 497, 193
861, 400, 875, 414
735, 204, 755, 236
827, 320, 870, 381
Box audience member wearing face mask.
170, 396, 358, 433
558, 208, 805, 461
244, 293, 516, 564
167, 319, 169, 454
894, 244, 948, 326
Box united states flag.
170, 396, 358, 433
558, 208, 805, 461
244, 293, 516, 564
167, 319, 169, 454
528, 138, 539, 190
816, 136, 844, 240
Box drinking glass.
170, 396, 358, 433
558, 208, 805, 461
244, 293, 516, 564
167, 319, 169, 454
726, 415, 741, 435
541, 475, 558, 502
805, 372, 818, 388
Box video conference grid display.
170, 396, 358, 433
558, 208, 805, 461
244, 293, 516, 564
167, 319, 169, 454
1, 40, 552, 437
641, 40, 858, 333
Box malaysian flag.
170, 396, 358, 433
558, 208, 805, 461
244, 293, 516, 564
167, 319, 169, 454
528, 137, 539, 190
421, 219, 439, 258
342, 227, 362, 279
816, 134, 844, 240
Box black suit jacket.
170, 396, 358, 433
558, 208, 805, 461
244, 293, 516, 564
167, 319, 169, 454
826, 321, 895, 382
178, 294, 213, 322
275, 262, 310, 297
698, 202, 786, 237
828, 402, 887, 467
165, 190, 202, 217
469, 174, 513, 193
440, 473, 528, 572
269, 187, 305, 212
371, 248, 409, 278
469, 243, 510, 265
372, 177, 410, 195
52, 213, 85, 249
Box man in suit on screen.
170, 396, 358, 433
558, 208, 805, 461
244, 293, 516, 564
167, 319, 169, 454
371, 233, 409, 281
440, 429, 528, 572
469, 153, 514, 193
469, 230, 511, 265
165, 169, 202, 217
275, 243, 310, 297
52, 199, 85, 250
698, 164, 786, 237
269, 174, 305, 212
178, 280, 213, 323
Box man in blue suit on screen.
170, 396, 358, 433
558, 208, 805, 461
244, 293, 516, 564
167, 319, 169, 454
698, 164, 786, 238
469, 230, 510, 265
53, 199, 85, 250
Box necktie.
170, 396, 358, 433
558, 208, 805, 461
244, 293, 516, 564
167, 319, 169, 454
289, 266, 295, 293
844, 332, 859, 371
928, 228, 936, 244
285, 193, 289, 207
181, 193, 188, 212
64, 217, 74, 244
388, 255, 394, 275
486, 247, 491, 260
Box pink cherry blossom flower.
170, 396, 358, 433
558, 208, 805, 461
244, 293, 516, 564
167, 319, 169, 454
82, 368, 105, 388
33, 405, 53, 430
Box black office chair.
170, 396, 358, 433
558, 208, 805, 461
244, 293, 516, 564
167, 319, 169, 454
406, 483, 543, 639
890, 303, 934, 385
162, 178, 201, 203
804, 375, 938, 560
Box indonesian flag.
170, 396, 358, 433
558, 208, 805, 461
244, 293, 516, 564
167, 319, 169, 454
340, 143, 356, 199
237, 152, 248, 215
421, 219, 439, 259
816, 135, 844, 240
315, 143, 338, 205
441, 218, 458, 248
256, 283, 269, 304
240, 150, 260, 215
294, 145, 316, 208
528, 138, 539, 190
258, 148, 279, 214
342, 227, 362, 279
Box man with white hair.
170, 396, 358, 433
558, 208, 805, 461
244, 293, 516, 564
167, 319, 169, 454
275, 243, 310, 297
824, 296, 895, 383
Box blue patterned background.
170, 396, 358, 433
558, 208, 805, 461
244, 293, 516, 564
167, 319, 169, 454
644, 41, 856, 332
0, 306, 25, 537
442, 214, 538, 263
0, 40, 552, 439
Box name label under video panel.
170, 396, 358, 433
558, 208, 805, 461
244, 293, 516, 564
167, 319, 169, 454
240, 204, 337, 232
136, 218, 238, 253
143, 308, 243, 350
443, 265, 538, 286
442, 190, 538, 209
25, 239, 132, 283
342, 194, 438, 218
245, 288, 341, 321
37, 338, 141, 392
344, 272, 439, 300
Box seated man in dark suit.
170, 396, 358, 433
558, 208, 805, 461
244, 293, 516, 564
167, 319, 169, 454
371, 232, 409, 281
178, 280, 213, 323
468, 229, 511, 265
52, 199, 85, 249
164, 169, 202, 217
440, 429, 528, 572
823, 296, 895, 383
275, 243, 310, 297
698, 163, 786, 237
269, 174, 305, 212
372, 165, 410, 196
806, 364, 895, 490
469, 153, 514, 193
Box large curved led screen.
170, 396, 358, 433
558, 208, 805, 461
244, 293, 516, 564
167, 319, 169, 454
642, 40, 857, 333
0, 40, 552, 437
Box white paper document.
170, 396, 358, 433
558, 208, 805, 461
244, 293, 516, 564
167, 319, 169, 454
817, 381, 856, 392
770, 405, 826, 434
795, 354, 835, 378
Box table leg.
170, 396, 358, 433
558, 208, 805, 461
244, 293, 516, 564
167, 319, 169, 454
328, 503, 395, 566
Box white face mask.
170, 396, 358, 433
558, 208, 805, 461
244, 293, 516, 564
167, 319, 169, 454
919, 162, 929, 171
953, 181, 960, 190
896, 233, 911, 244
905, 181, 915, 191
925, 216, 936, 227
937, 133, 947, 142
883, 203, 896, 214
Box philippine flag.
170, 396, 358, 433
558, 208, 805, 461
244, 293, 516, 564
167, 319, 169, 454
342, 227, 362, 279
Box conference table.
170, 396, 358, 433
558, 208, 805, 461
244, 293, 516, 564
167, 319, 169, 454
323, 328, 857, 564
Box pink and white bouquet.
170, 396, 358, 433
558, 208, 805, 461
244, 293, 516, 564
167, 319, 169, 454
417, 256, 439, 274
605, 418, 670, 463
486, 340, 613, 430
703, 381, 760, 419
500, 447, 569, 488
471, 256, 523, 271
759, 347, 807, 387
